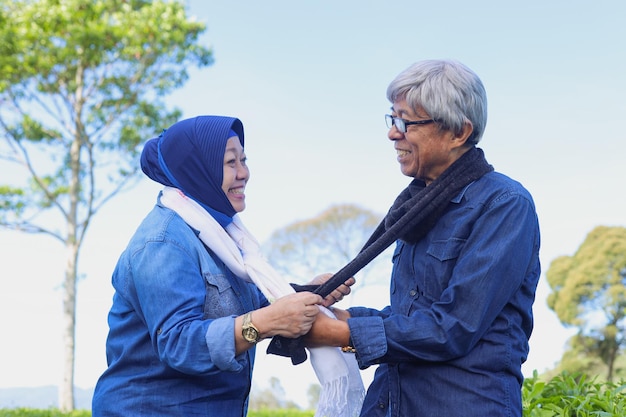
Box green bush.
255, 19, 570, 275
248, 410, 313, 417
0, 408, 312, 417
523, 370, 626, 416
0, 410, 90, 417
3, 373, 625, 417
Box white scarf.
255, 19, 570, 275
160, 186, 364, 417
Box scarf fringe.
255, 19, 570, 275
314, 374, 366, 417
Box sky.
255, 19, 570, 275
1, 0, 625, 409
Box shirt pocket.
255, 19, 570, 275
420, 238, 466, 302
202, 273, 242, 319
390, 241, 406, 296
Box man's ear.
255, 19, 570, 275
452, 121, 474, 147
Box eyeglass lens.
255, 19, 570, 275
385, 115, 405, 133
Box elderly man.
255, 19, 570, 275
306, 59, 541, 417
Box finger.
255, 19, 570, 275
320, 295, 337, 308
303, 305, 320, 317
301, 292, 324, 305
319, 297, 334, 308
330, 289, 347, 301
333, 284, 352, 298
330, 294, 342, 304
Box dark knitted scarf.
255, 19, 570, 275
267, 146, 493, 364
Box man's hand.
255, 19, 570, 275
309, 273, 355, 307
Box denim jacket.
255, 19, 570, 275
348, 171, 541, 417
92, 199, 268, 416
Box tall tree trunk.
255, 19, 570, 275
60, 243, 78, 412
60, 127, 82, 412
606, 344, 617, 382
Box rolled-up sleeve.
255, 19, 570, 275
205, 316, 247, 372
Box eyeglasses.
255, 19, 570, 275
385, 114, 435, 133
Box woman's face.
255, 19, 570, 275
222, 136, 249, 213
388, 99, 468, 184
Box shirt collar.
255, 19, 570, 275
451, 181, 475, 204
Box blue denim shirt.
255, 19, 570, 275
92, 199, 268, 416
348, 172, 541, 417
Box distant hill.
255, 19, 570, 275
0, 386, 93, 410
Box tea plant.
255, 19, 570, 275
523, 370, 626, 416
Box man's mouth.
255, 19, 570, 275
397, 149, 410, 158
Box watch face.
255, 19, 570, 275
243, 326, 259, 343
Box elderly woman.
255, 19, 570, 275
92, 115, 353, 416
305, 60, 541, 417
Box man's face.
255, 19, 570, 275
388, 99, 460, 185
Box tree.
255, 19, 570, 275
264, 203, 391, 294
249, 376, 300, 410
0, 0, 212, 410
546, 226, 626, 381
306, 383, 321, 411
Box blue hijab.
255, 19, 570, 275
140, 115, 245, 226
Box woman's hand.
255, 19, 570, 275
235, 292, 324, 355
303, 309, 351, 348
254, 292, 323, 339
309, 273, 355, 308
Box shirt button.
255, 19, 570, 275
409, 289, 417, 297
157, 328, 162, 335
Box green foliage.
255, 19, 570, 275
0, 0, 212, 235
0, 409, 313, 417
4, 372, 626, 417
248, 410, 313, 417
547, 226, 626, 326
0, 185, 25, 212
523, 371, 626, 416
0, 0, 213, 410
0, 409, 91, 417
546, 226, 626, 380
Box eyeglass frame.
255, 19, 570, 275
385, 114, 435, 133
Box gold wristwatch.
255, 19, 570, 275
241, 312, 261, 344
